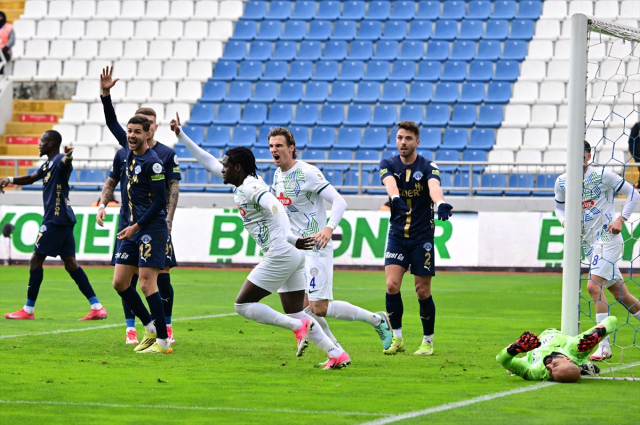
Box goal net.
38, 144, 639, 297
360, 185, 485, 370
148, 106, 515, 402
563, 14, 640, 381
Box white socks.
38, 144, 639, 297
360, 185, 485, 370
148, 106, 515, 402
144, 322, 157, 334
633, 310, 640, 322
235, 303, 302, 331
157, 338, 170, 348
304, 306, 339, 345
288, 311, 344, 358
91, 303, 103, 310
23, 305, 34, 314
326, 301, 382, 327
393, 328, 402, 338
596, 313, 610, 345
422, 334, 433, 344
126, 326, 136, 332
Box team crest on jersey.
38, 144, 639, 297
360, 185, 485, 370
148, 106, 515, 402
134, 165, 142, 174
40, 225, 47, 232
141, 235, 152, 244
310, 267, 319, 276
277, 192, 292, 206
414, 171, 424, 181
423, 242, 432, 251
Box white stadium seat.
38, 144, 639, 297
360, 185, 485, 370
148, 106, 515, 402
86, 102, 107, 125
218, 1, 243, 20
136, 60, 162, 80
540, 0, 566, 19
33, 19, 60, 39
53, 124, 77, 143
84, 20, 109, 40
173, 40, 198, 61
155, 126, 178, 145
48, 1, 72, 19
556, 104, 568, 128
183, 20, 209, 40
71, 0, 96, 20
60, 102, 89, 125
71, 145, 92, 158
161, 60, 188, 80
147, 40, 173, 60
510, 82, 538, 104
529, 105, 556, 128
144, 0, 170, 20
197, 40, 222, 61
112, 60, 138, 81
97, 40, 123, 60
594, 1, 620, 20
72, 79, 101, 102
495, 128, 522, 151
165, 102, 191, 123
13, 19, 36, 40
74, 40, 98, 60
487, 150, 514, 174
548, 128, 568, 151
59, 20, 85, 40
527, 41, 553, 61
21, 1, 48, 20
48, 40, 74, 60
195, 1, 218, 20
60, 59, 87, 81
515, 150, 542, 174
158, 20, 184, 40
175, 80, 202, 103
187, 61, 213, 81
110, 20, 135, 41
115, 103, 141, 124
140, 102, 166, 122
86, 60, 108, 81
170, 1, 196, 20
134, 20, 159, 40
599, 59, 626, 83
102, 125, 124, 147
522, 128, 549, 151
503, 105, 530, 128
123, 40, 149, 60
568, 1, 593, 16
11, 39, 24, 59
542, 150, 567, 173
91, 146, 118, 160
553, 40, 570, 60
121, 1, 146, 20
76, 125, 103, 145
609, 41, 633, 61
545, 60, 569, 82
620, 1, 640, 20
538, 82, 565, 105
124, 80, 151, 103
95, 0, 120, 20
22, 40, 49, 59
149, 81, 176, 103
534, 20, 560, 41
596, 150, 627, 174
34, 59, 62, 81
209, 20, 233, 40
519, 60, 545, 82
9, 60, 37, 81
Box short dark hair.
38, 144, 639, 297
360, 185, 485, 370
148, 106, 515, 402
397, 121, 420, 139
225, 146, 258, 178
584, 141, 592, 152
268, 127, 297, 159
43, 130, 62, 145
135, 107, 157, 119
128, 115, 150, 131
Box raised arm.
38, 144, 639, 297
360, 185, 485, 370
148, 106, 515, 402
0, 170, 42, 193
61, 146, 74, 167
100, 66, 127, 148
170, 113, 223, 178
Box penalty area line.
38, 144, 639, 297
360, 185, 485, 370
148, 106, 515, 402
0, 313, 237, 340
0, 400, 385, 417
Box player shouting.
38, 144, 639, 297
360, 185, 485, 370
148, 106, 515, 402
268, 127, 393, 358
555, 141, 640, 361
171, 114, 350, 369
379, 121, 453, 356
1, 130, 107, 321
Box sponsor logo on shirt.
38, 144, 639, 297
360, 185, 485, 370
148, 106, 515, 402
431, 162, 439, 169
151, 174, 165, 181
583, 200, 594, 209
277, 192, 292, 206
385, 252, 405, 261
238, 207, 247, 217
432, 169, 441, 177
380, 168, 388, 177
173, 167, 180, 173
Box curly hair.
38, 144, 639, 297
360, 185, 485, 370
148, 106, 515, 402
225, 146, 258, 178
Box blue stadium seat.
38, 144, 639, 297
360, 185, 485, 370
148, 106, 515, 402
265, 104, 293, 125
391, 1, 416, 21
476, 41, 501, 61
469, 129, 495, 151
188, 104, 215, 125
276, 82, 303, 102
307, 21, 331, 41
299, 41, 322, 60
385, 127, 398, 149
517, 1, 542, 20
257, 21, 281, 40
366, 1, 391, 20
389, 60, 415, 82
416, 149, 433, 160
399, 105, 424, 125
363, 60, 390, 81
253, 148, 273, 171
328, 149, 353, 171
302, 82, 329, 103
341, 1, 365, 20
317, 1, 340, 20
433, 20, 458, 41
354, 82, 380, 103
484, 20, 509, 40
441, 61, 466, 82
467, 60, 493, 82
533, 173, 557, 197
345, 104, 371, 126
309, 127, 335, 150
211, 60, 237, 81
202, 145, 221, 158
290, 126, 309, 149
175, 146, 193, 158
372, 105, 397, 126
22, 167, 43, 190
214, 104, 241, 125
325, 170, 344, 191
324, 41, 348, 61
241, 1, 267, 20
381, 82, 406, 103
406, 81, 432, 103
328, 81, 355, 103
237, 60, 262, 81
374, 41, 398, 60
289, 60, 313, 81
300, 149, 326, 169
361, 128, 387, 151
442, 128, 468, 150
433, 82, 459, 103
459, 82, 485, 104
183, 125, 205, 145
181, 167, 207, 192
262, 60, 287, 81
229, 125, 256, 148
292, 1, 315, 21
435, 149, 459, 172
358, 21, 382, 41
506, 174, 534, 196
253, 82, 278, 103
343, 171, 370, 194
315, 60, 339, 81
383, 21, 408, 41
259, 169, 274, 186
232, 21, 257, 40
266, 1, 291, 20
449, 105, 476, 127
510, 20, 535, 40
381, 149, 399, 161
476, 105, 503, 128
462, 149, 487, 173
417, 1, 439, 20
494, 60, 520, 81
407, 20, 432, 40
492, 1, 516, 20
420, 127, 441, 150
256, 125, 275, 148
425, 41, 448, 61
281, 20, 306, 41
207, 174, 231, 193
222, 41, 246, 61
458, 20, 484, 41
450, 172, 480, 196
335, 128, 361, 150
480, 173, 506, 196
442, 1, 465, 20
485, 82, 511, 104
317, 104, 344, 126
248, 41, 271, 60
415, 61, 440, 81
205, 126, 231, 148
502, 40, 528, 61
401, 41, 425, 60
353, 151, 379, 174
226, 81, 251, 102
200, 81, 226, 103
451, 41, 475, 61
423, 104, 449, 126
338, 61, 365, 81
349, 41, 373, 60
81, 169, 107, 191
240, 104, 267, 125
334, 21, 357, 41
467, 1, 491, 20
291, 104, 319, 126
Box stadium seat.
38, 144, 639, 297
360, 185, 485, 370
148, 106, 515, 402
462, 149, 487, 173
450, 172, 480, 196
222, 41, 246, 61
510, 20, 535, 40
451, 41, 475, 61
324, 41, 348, 61
232, 21, 256, 40
267, 1, 291, 21
237, 61, 262, 81
441, 1, 465, 20
341, 1, 366, 21
459, 83, 485, 104
205, 126, 231, 148
441, 61, 466, 82
533, 173, 558, 197
276, 82, 303, 103
315, 61, 339, 81
307, 20, 331, 41
334, 21, 357, 41
433, 83, 459, 104
494, 61, 520, 82
265, 104, 293, 125
262, 61, 287, 82
502, 41, 528, 61
253, 148, 273, 171
354, 150, 379, 174
423, 104, 449, 127
317, 105, 344, 126
187, 104, 215, 126
514, 150, 542, 174
327, 150, 352, 172
344, 105, 370, 127
476, 41, 500, 61
467, 61, 493, 82
361, 128, 387, 151
273, 41, 297, 61
388, 61, 415, 82
363, 61, 390, 81
469, 129, 495, 151
449, 105, 476, 127
317, 1, 341, 20
334, 128, 361, 151
467, 1, 491, 20
380, 82, 406, 103
299, 41, 322, 61
225, 82, 251, 103
370, 105, 396, 127
432, 20, 457, 41
338, 61, 364, 81
325, 170, 344, 191
479, 173, 506, 196
399, 105, 424, 125
293, 1, 315, 20
506, 174, 535, 196
229, 125, 256, 148
522, 128, 550, 151
442, 128, 468, 150
214, 104, 241, 126
207, 174, 231, 193
241, 1, 267, 20
476, 105, 503, 128
492, 1, 516, 19
289, 60, 313, 81
354, 82, 380, 103
239, 104, 267, 126
383, 21, 407, 41
349, 41, 373, 61
407, 20, 432, 40
435, 149, 459, 172
302, 82, 329, 103
282, 20, 306, 41
485, 82, 511, 104
248, 41, 271, 60
402, 41, 426, 60
374, 41, 399, 61
366, 1, 391, 20
406, 82, 432, 104
183, 126, 205, 145
415, 61, 440, 82
211, 61, 237, 81
328, 82, 355, 103
255, 125, 274, 148
309, 127, 335, 150
418, 127, 440, 150
343, 171, 370, 194
290, 126, 309, 149
292, 104, 319, 126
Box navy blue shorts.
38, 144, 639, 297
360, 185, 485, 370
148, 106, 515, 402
34, 222, 76, 258
165, 235, 177, 268
384, 230, 435, 276
111, 237, 123, 266
116, 226, 168, 269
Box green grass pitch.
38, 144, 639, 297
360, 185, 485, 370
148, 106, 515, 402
1, 266, 639, 425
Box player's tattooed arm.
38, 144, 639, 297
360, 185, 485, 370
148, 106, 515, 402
97, 177, 117, 226
166, 179, 180, 234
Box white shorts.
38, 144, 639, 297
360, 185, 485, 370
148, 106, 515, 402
247, 246, 306, 294
305, 251, 333, 302
588, 242, 623, 288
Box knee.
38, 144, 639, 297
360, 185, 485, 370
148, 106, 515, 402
310, 304, 328, 317
386, 280, 401, 294
415, 287, 430, 300
112, 279, 127, 292
587, 280, 603, 297
29, 254, 43, 270
235, 302, 251, 318
64, 263, 77, 274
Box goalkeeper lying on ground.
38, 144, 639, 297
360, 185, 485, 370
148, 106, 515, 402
496, 316, 617, 383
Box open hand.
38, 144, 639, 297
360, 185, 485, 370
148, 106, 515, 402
170, 112, 181, 136
507, 331, 540, 356
100, 66, 119, 94
295, 236, 316, 251
97, 207, 106, 227
606, 218, 624, 235
0, 178, 9, 194
312, 227, 333, 250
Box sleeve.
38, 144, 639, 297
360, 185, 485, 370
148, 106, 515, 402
555, 202, 566, 224
257, 190, 299, 246
318, 184, 347, 230
618, 181, 640, 220
427, 161, 441, 182
108, 151, 122, 183
629, 122, 640, 159
379, 158, 393, 184
305, 168, 331, 194
601, 170, 625, 193
135, 161, 167, 228
35, 162, 46, 178
164, 149, 182, 181
176, 127, 223, 179
496, 348, 534, 380
554, 176, 565, 204
101, 94, 127, 148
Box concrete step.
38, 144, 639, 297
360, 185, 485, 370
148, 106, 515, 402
5, 121, 55, 135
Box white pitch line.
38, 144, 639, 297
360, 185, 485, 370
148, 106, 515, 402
0, 313, 237, 340
0, 400, 385, 417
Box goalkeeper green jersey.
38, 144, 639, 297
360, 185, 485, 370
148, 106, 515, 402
496, 316, 617, 381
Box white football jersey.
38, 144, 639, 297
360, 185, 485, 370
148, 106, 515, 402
234, 175, 290, 256
272, 161, 332, 253
555, 166, 625, 254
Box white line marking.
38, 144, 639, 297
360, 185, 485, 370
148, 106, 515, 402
0, 400, 385, 417
0, 313, 237, 340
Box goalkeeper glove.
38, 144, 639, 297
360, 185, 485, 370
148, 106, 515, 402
580, 362, 600, 376
506, 331, 541, 356
437, 203, 453, 221
577, 325, 606, 352
391, 196, 410, 215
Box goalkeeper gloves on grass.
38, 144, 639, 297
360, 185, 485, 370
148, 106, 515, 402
577, 325, 606, 352
507, 331, 541, 356
580, 362, 601, 376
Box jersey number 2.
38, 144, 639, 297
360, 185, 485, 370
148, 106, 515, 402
140, 243, 152, 259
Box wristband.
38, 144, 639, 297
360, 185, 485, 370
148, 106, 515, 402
98, 203, 106, 210
7, 176, 13, 184
391, 195, 399, 200
436, 200, 444, 208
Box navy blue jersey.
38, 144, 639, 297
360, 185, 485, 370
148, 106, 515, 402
36, 154, 76, 225
108, 148, 128, 231
379, 155, 441, 239
125, 148, 167, 228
